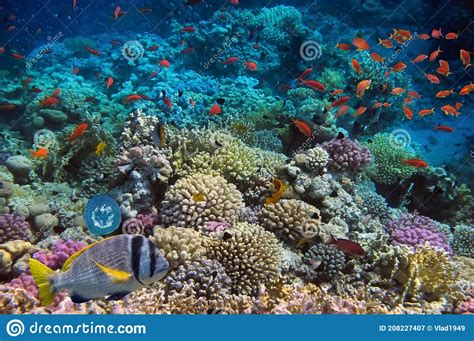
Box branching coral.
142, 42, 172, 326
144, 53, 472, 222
258, 199, 322, 245
0, 214, 33, 244
450, 225, 473, 257
159, 173, 244, 229
322, 138, 372, 172
152, 226, 206, 269
206, 222, 282, 296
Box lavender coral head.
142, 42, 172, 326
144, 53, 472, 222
322, 138, 372, 172
32, 239, 87, 270
0, 213, 32, 243
386, 214, 451, 254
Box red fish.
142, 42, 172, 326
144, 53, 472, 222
460, 49, 471, 69
0, 104, 16, 110
51, 88, 60, 97
0, 47, 5, 54
147, 45, 159, 51
114, 6, 121, 19
370, 52, 384, 63
301, 79, 326, 91
40, 96, 59, 108
229, 0, 239, 5
356, 79, 371, 98
86, 47, 101, 56
72, 0, 77, 12
10, 53, 25, 60
31, 147, 48, 158
330, 96, 350, 108
222, 56, 239, 65
435, 89, 454, 98
351, 59, 361, 74
418, 33, 431, 40
181, 47, 195, 54
181, 26, 196, 33
106, 77, 114, 89
330, 89, 344, 95
293, 119, 312, 137
431, 28, 442, 39
335, 43, 351, 51
352, 37, 370, 50
189, 98, 195, 108
23, 77, 33, 87
378, 38, 393, 48
403, 106, 413, 120
434, 125, 454, 133
123, 94, 150, 103
72, 67, 80, 74
209, 104, 222, 116
335, 105, 350, 118
429, 47, 442, 62
425, 73, 440, 84
407, 90, 421, 98
354, 106, 367, 116
297, 67, 313, 80
327, 235, 366, 257
445, 31, 459, 40
411, 54, 428, 63
162, 97, 172, 108
418, 107, 435, 116
244, 61, 258, 71
138, 8, 153, 13
69, 123, 88, 142
6, 25, 16, 32
159, 59, 170, 67
391, 62, 406, 72
402, 158, 428, 168
30, 87, 42, 93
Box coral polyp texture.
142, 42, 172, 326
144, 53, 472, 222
0, 0, 472, 316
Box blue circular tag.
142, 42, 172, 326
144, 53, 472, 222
84, 194, 121, 235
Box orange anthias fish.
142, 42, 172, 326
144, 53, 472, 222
460, 49, 471, 69
429, 47, 442, 62
391, 87, 405, 95
72, 67, 80, 74
181, 26, 196, 33
445, 31, 459, 40
123, 94, 150, 103
411, 54, 428, 63
351, 59, 361, 74
354, 106, 367, 116
403, 106, 413, 120
327, 235, 366, 257
459, 83, 474, 95
441, 105, 460, 116
436, 60, 452, 77
356, 79, 371, 98
301, 80, 326, 92
418, 33, 431, 40
52, 88, 60, 97
330, 96, 350, 108
222, 56, 239, 65
40, 96, 59, 108
330, 89, 344, 95
390, 62, 406, 72
407, 90, 421, 98
435, 89, 455, 98
370, 52, 384, 63
265, 178, 285, 205
159, 59, 170, 67
85, 47, 101, 56
352, 37, 370, 50
114, 6, 121, 19
69, 123, 88, 142
297, 67, 313, 80
378, 38, 393, 48
244, 61, 258, 71
335, 43, 351, 51
162, 97, 172, 108
106, 77, 113, 89
335, 105, 350, 118
390, 29, 412, 43
418, 108, 435, 117
209, 104, 222, 116
402, 158, 429, 168
31, 147, 48, 158
431, 28, 442, 39
435, 125, 454, 133
425, 73, 440, 84
293, 119, 312, 137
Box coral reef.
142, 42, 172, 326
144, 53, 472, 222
0, 214, 33, 244
322, 138, 372, 172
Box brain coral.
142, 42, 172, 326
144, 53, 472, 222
365, 133, 416, 185
159, 173, 244, 229
258, 199, 322, 245
206, 222, 282, 296
152, 226, 206, 269
164, 259, 232, 300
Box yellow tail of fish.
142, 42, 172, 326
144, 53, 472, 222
29, 258, 56, 306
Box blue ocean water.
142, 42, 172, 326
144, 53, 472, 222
0, 0, 472, 315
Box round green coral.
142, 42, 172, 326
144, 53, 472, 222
365, 133, 415, 185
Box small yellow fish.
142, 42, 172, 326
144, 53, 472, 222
95, 141, 106, 156
192, 192, 206, 202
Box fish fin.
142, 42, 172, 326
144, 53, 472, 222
93, 261, 132, 283
326, 234, 337, 245
29, 258, 56, 306
62, 237, 113, 271
70, 294, 90, 304
106, 292, 130, 301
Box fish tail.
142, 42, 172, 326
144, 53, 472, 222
29, 258, 57, 306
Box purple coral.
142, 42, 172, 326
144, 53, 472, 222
0, 213, 32, 243
322, 138, 372, 171
32, 239, 87, 270
205, 221, 231, 233
386, 214, 451, 253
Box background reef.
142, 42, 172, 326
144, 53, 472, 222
0, 0, 472, 314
